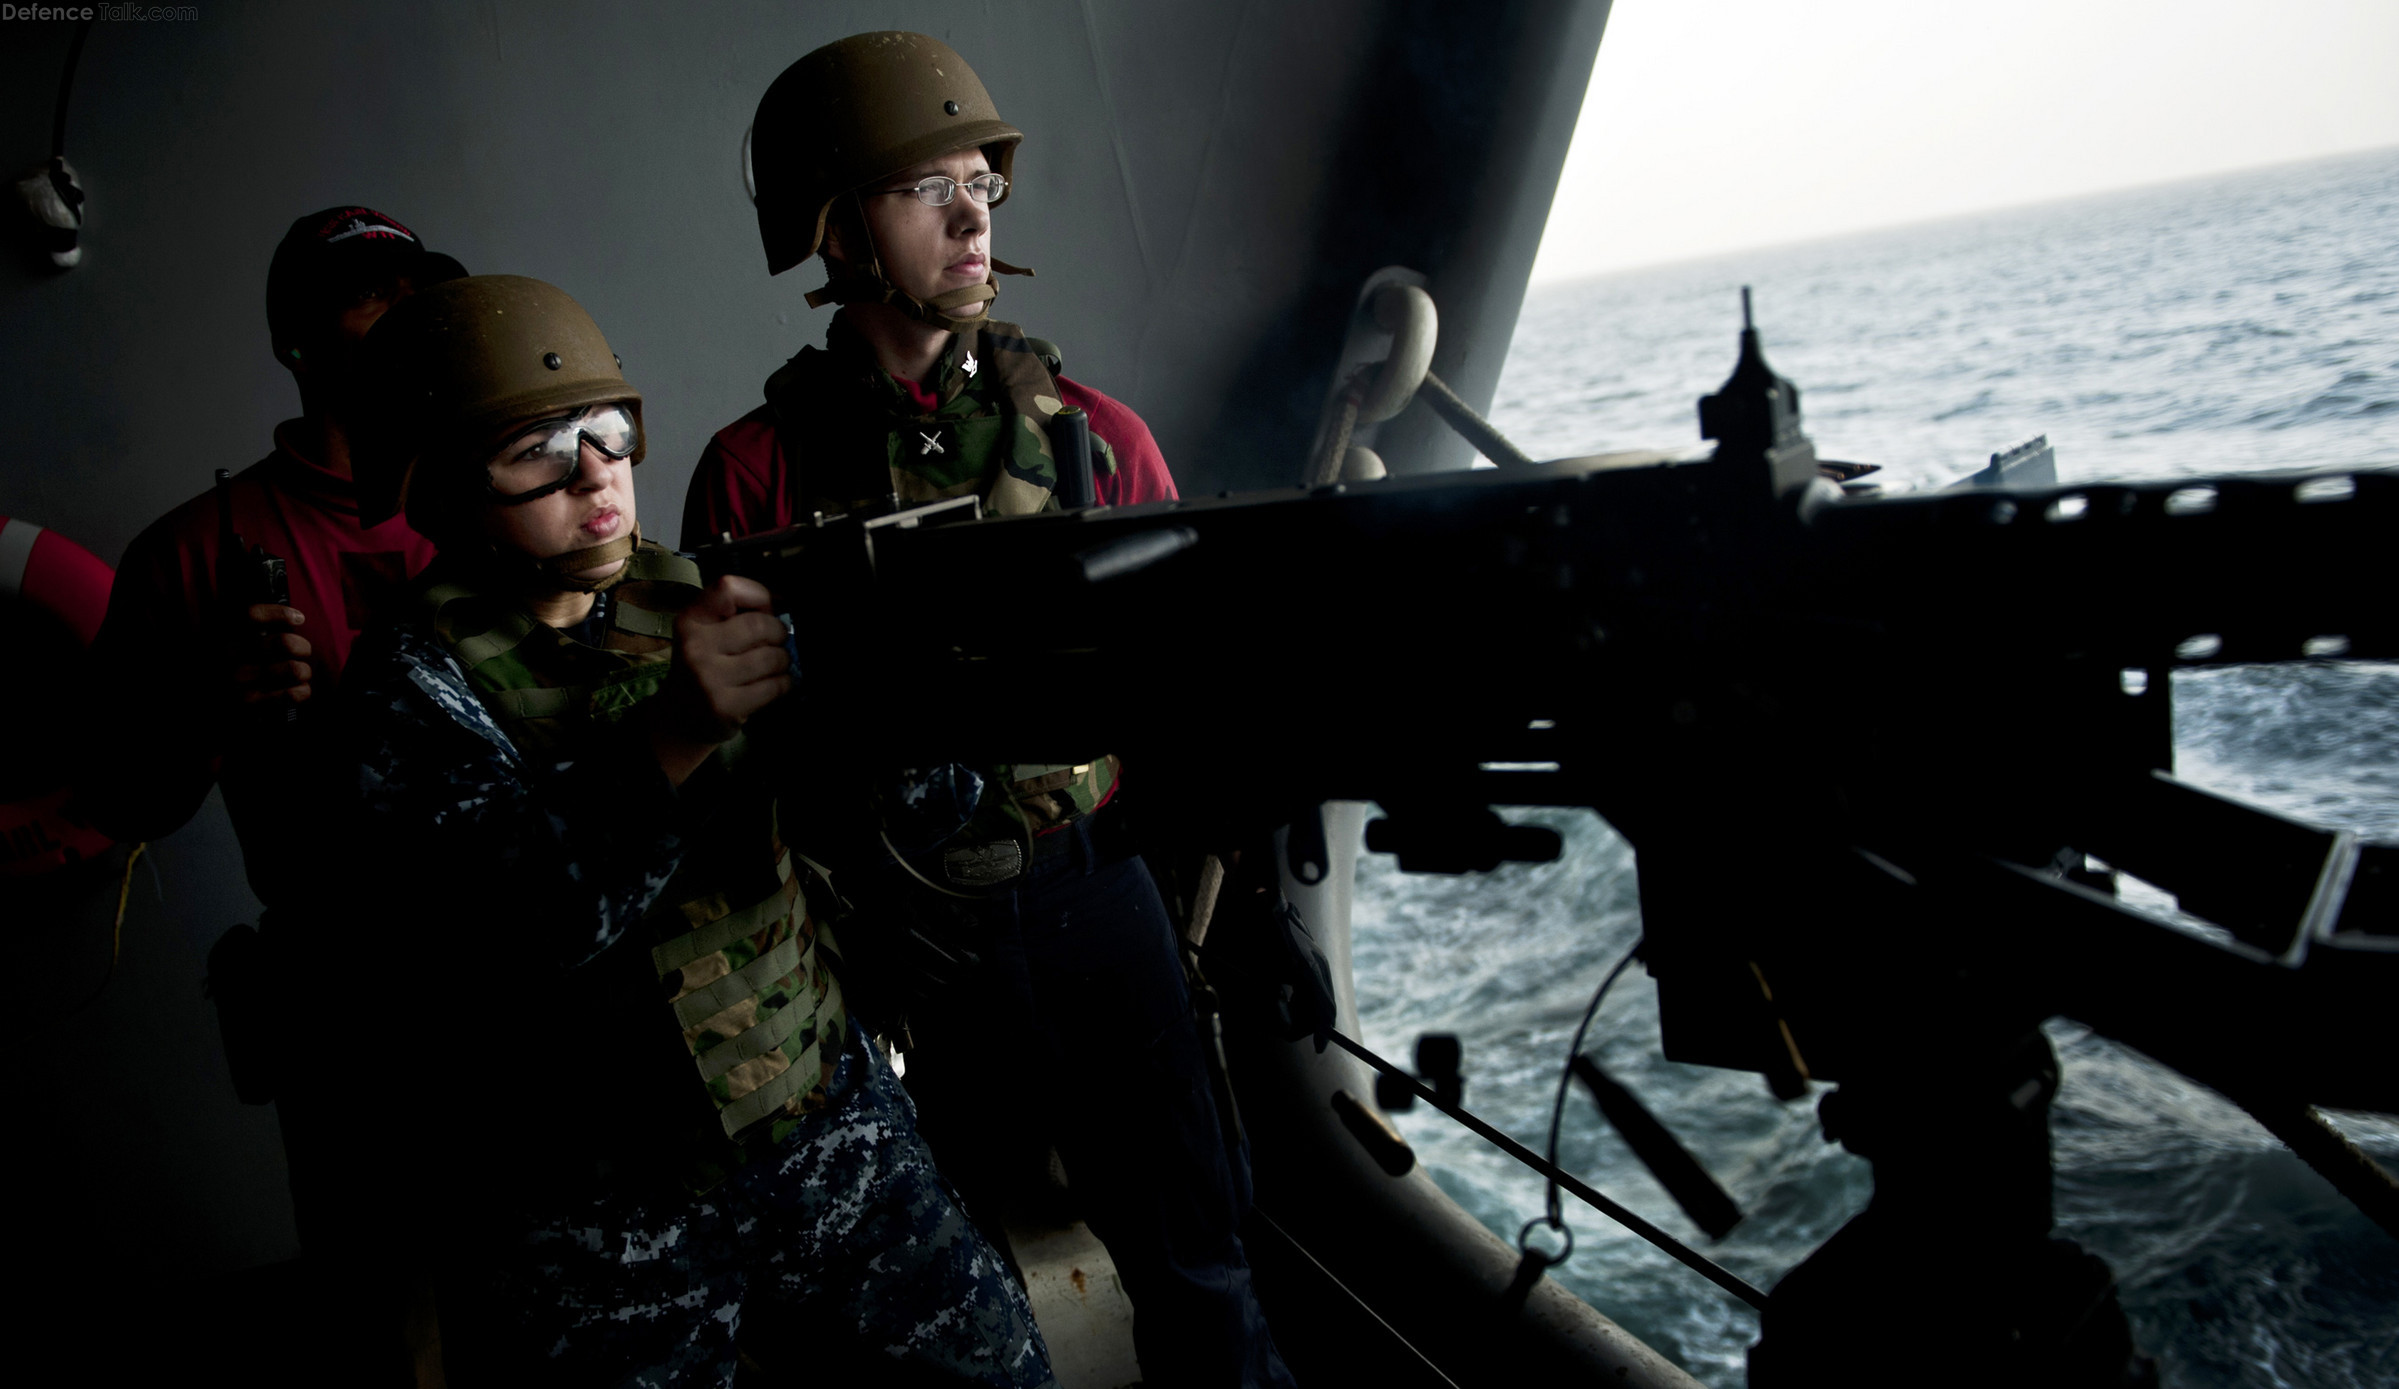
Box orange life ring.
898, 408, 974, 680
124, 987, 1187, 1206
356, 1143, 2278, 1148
0, 514, 116, 876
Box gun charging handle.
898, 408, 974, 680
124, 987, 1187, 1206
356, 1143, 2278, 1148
1049, 406, 1097, 509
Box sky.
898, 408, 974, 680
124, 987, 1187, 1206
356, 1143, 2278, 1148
1528, 0, 2399, 282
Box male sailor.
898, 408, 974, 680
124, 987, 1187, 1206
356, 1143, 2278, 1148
77, 204, 465, 1381
82, 204, 461, 887
331, 273, 1055, 1387
684, 32, 1293, 1389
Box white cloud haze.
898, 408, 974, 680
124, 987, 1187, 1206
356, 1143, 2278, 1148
1531, 0, 2399, 281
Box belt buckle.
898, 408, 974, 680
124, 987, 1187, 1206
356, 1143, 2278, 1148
940, 839, 1025, 890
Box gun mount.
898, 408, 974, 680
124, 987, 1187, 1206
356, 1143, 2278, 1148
697, 299, 2396, 1385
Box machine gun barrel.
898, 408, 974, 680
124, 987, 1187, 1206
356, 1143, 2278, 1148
706, 459, 2392, 768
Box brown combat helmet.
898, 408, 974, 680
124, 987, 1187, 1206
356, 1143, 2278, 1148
751, 32, 1031, 331
752, 31, 1020, 274
355, 275, 644, 547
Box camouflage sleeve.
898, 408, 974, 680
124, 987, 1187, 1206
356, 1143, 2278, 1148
331, 622, 699, 971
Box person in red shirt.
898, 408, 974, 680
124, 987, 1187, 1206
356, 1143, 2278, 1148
81, 206, 462, 888
77, 206, 464, 1383
682, 51, 1177, 536
685, 34, 1293, 1389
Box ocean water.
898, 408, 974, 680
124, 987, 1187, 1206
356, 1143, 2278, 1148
1351, 147, 2399, 1388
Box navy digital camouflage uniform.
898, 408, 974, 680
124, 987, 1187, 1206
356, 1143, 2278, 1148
445, 1029, 1044, 1388
323, 618, 1055, 1388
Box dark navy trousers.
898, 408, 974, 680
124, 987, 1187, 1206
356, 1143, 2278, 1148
905, 818, 1296, 1389
439, 1028, 1052, 1388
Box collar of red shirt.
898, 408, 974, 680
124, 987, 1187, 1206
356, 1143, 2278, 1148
268, 418, 364, 516
890, 373, 942, 414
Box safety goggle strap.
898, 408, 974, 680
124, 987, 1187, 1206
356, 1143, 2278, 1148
488, 406, 642, 508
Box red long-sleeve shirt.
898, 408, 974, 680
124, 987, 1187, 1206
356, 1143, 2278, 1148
82, 421, 435, 853
681, 374, 1178, 546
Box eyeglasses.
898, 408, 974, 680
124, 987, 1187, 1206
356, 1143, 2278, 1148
487, 404, 639, 504
870, 172, 1008, 207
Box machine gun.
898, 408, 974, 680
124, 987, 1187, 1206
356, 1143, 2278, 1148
695, 296, 2395, 1385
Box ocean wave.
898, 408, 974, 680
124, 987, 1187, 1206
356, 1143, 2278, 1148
2173, 663, 2399, 837
1393, 148, 2399, 1387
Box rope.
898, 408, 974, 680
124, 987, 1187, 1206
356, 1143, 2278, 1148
1322, 1026, 1767, 1310
1307, 377, 1364, 488
1419, 371, 1539, 470
1309, 326, 1540, 483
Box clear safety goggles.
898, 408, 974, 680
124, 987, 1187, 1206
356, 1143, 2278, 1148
486, 403, 639, 504
872, 172, 1008, 207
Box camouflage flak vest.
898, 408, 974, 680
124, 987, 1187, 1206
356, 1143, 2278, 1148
765, 316, 1120, 846
415, 542, 847, 1146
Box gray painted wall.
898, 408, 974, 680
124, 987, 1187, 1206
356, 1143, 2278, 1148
2, 0, 1364, 555
0, 0, 1603, 1288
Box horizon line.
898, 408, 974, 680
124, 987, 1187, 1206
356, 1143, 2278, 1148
1527, 141, 2399, 290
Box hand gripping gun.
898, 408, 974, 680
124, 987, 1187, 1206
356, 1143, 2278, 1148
213, 468, 295, 726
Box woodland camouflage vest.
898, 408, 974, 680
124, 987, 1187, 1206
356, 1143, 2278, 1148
413, 543, 848, 1156
765, 316, 1119, 851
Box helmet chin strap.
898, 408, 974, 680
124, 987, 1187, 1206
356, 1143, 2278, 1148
805, 192, 1033, 335
538, 528, 641, 593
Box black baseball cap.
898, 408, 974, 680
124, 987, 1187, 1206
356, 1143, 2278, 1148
265, 205, 468, 359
